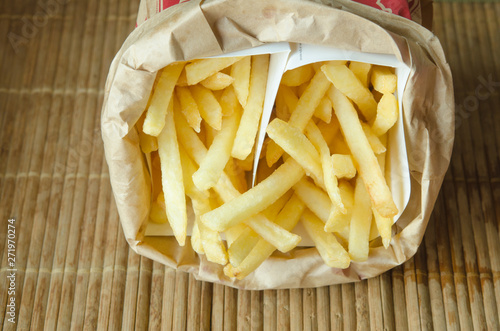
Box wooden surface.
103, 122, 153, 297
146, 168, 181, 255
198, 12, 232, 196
1, 1, 499, 330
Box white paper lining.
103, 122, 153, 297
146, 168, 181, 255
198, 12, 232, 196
145, 42, 411, 247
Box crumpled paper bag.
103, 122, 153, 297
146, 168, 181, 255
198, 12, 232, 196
101, 0, 454, 289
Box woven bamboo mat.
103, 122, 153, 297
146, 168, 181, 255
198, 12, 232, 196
0, 0, 499, 329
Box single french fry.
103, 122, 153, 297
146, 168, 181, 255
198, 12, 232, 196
244, 213, 301, 253
281, 64, 314, 86
190, 84, 222, 130
371, 65, 397, 94
176, 69, 188, 86
157, 100, 187, 246
219, 85, 238, 116
232, 54, 270, 160
305, 121, 345, 214
143, 62, 185, 136
185, 56, 243, 85
293, 177, 332, 223
224, 223, 248, 247
372, 137, 392, 248
192, 196, 228, 265
328, 85, 397, 218
178, 146, 208, 202
266, 118, 323, 184
192, 94, 241, 191
275, 85, 299, 121
266, 69, 331, 166
348, 61, 372, 88
175, 86, 202, 133
136, 112, 158, 153
325, 180, 354, 237
321, 62, 377, 121
361, 122, 386, 154
200, 72, 234, 90
201, 158, 305, 231
313, 96, 332, 123
191, 220, 204, 255
301, 209, 350, 268
348, 177, 373, 262
230, 56, 251, 107
371, 93, 398, 136
331, 154, 356, 179
225, 194, 305, 279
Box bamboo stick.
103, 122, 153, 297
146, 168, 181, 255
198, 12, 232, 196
391, 265, 408, 330
199, 282, 213, 330
379, 272, 395, 331
316, 286, 330, 331
135, 257, 153, 330
172, 271, 189, 331
107, 224, 130, 330
422, 204, 447, 331
96, 196, 121, 331
148, 261, 165, 331
302, 287, 317, 331
289, 288, 303, 331
223, 286, 238, 331
329, 285, 342, 330
161, 267, 176, 331
354, 281, 369, 331
414, 244, 433, 330
367, 277, 383, 331
121, 250, 141, 330
237, 289, 251, 331
211, 283, 225, 331
251, 290, 263, 331
187, 273, 202, 331
277, 289, 290, 330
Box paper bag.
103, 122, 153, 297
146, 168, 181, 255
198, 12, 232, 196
101, 0, 454, 289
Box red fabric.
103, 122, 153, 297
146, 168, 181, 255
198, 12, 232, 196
158, 0, 411, 19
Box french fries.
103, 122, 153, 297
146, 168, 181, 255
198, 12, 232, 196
138, 55, 401, 279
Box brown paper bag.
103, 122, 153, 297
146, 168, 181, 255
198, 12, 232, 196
101, 0, 454, 289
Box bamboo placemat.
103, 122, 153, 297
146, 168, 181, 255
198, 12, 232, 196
0, 0, 499, 329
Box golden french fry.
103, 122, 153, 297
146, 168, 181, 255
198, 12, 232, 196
200, 72, 235, 90
266, 118, 323, 184
192, 196, 228, 265
328, 85, 397, 218
348, 178, 373, 262
348, 61, 372, 88
371, 65, 397, 94
224, 157, 248, 194
275, 85, 298, 121
321, 62, 377, 121
192, 93, 241, 191
325, 180, 354, 237
190, 84, 222, 131
266, 69, 331, 166
201, 158, 304, 231
305, 121, 345, 214
301, 209, 350, 268
219, 85, 238, 116
191, 220, 204, 255
361, 122, 386, 154
185, 56, 243, 85
371, 93, 398, 136
313, 96, 332, 123
157, 100, 187, 246
224, 223, 248, 247
331, 154, 356, 179
143, 62, 185, 136
293, 177, 332, 223
281, 64, 314, 86
232, 54, 270, 160
175, 86, 202, 133
230, 56, 251, 107
225, 194, 305, 279
136, 112, 158, 153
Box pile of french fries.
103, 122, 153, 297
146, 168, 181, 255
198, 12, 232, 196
136, 54, 400, 279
